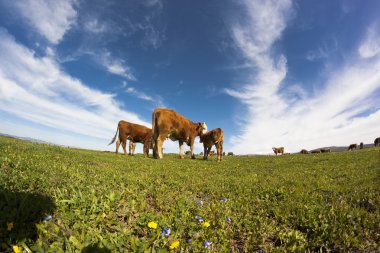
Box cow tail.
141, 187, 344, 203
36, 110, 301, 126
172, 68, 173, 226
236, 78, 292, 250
108, 123, 119, 146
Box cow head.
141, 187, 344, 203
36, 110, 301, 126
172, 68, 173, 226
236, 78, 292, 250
197, 122, 207, 135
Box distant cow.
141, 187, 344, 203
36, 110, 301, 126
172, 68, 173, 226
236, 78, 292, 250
272, 147, 284, 156
129, 141, 136, 155
300, 149, 309, 154
152, 108, 207, 159
374, 137, 380, 147
227, 152, 234, 156
348, 144, 357, 151
320, 148, 331, 153
223, 152, 226, 156
311, 150, 321, 153
200, 128, 224, 161
359, 142, 363, 149
108, 120, 152, 158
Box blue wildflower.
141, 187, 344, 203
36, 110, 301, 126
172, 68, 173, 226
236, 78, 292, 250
226, 217, 232, 222
204, 241, 212, 248
160, 227, 171, 237
187, 238, 192, 243
220, 198, 228, 202
195, 214, 204, 222
258, 249, 266, 253
43, 215, 52, 221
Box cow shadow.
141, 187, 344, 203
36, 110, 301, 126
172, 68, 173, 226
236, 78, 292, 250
0, 188, 56, 250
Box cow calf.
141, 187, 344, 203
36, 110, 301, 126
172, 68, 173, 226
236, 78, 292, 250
200, 128, 224, 161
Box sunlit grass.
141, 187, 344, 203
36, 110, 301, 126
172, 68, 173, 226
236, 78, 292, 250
1, 136, 379, 252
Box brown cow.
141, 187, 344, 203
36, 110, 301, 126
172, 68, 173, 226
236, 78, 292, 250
300, 149, 309, 154
227, 152, 234, 156
108, 120, 152, 158
272, 147, 284, 155
359, 142, 363, 149
320, 148, 331, 153
374, 137, 380, 147
311, 150, 321, 153
152, 108, 207, 159
200, 128, 224, 161
348, 144, 357, 151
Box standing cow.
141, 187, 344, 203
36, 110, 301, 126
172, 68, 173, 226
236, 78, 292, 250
152, 108, 207, 159
272, 147, 284, 155
374, 137, 380, 147
200, 128, 224, 161
348, 144, 357, 151
108, 120, 152, 158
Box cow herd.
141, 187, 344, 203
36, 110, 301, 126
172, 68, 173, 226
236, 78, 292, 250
273, 137, 380, 155
109, 108, 224, 161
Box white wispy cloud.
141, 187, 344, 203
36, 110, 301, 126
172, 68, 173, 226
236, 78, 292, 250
83, 18, 108, 34
225, 0, 380, 154
358, 25, 380, 59
99, 51, 136, 80
0, 29, 149, 150
122, 82, 165, 107
9, 0, 77, 44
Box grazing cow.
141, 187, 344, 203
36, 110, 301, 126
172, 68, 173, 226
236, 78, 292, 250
359, 142, 363, 149
108, 120, 152, 158
227, 152, 234, 156
348, 144, 357, 151
374, 137, 380, 147
272, 147, 284, 156
152, 108, 207, 159
300, 149, 309, 154
129, 141, 136, 155
200, 128, 224, 161
320, 148, 331, 153
223, 152, 226, 156
311, 150, 321, 153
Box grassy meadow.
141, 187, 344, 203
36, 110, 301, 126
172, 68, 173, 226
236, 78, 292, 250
0, 135, 379, 252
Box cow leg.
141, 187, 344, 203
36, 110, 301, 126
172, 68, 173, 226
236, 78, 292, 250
156, 136, 165, 159
116, 138, 121, 155
122, 140, 128, 158
179, 141, 185, 159
143, 142, 149, 158
188, 139, 196, 159
203, 145, 207, 160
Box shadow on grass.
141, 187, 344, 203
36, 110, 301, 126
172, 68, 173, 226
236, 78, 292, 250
82, 243, 112, 253
0, 188, 55, 250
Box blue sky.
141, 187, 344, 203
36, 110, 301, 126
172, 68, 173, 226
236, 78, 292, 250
0, 0, 380, 155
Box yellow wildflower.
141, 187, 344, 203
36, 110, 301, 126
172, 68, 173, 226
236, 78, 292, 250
12, 245, 22, 253
169, 240, 180, 249
203, 221, 210, 228
147, 221, 158, 229
7, 222, 14, 231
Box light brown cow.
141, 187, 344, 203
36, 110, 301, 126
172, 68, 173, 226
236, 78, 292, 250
374, 137, 380, 147
348, 144, 357, 151
272, 147, 284, 155
200, 128, 224, 161
109, 120, 152, 158
300, 149, 309, 154
152, 108, 207, 159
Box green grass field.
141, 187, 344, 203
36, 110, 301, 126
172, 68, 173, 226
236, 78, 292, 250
0, 136, 379, 252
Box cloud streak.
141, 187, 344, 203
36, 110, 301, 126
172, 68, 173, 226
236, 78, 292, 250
225, 0, 380, 154
9, 0, 77, 44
